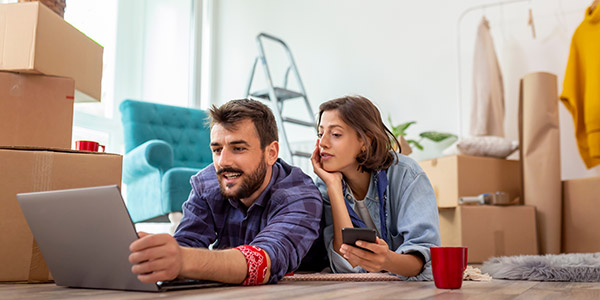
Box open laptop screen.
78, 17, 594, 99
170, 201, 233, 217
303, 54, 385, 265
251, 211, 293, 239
17, 185, 221, 292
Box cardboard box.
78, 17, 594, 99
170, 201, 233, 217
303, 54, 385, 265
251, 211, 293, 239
562, 177, 600, 253
419, 155, 521, 208
0, 72, 74, 149
0, 147, 122, 282
0, 2, 103, 102
439, 205, 538, 263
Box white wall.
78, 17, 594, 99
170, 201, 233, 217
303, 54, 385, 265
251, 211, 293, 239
114, 0, 194, 108
206, 0, 600, 180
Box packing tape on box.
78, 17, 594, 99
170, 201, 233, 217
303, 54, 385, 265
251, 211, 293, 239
494, 230, 505, 257
33, 152, 53, 191
28, 152, 54, 282
28, 240, 51, 282
8, 73, 25, 97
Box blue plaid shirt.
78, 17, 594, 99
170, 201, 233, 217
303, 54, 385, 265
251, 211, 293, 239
174, 158, 322, 283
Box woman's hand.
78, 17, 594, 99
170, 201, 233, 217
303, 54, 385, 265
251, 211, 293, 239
339, 237, 391, 273
311, 139, 342, 186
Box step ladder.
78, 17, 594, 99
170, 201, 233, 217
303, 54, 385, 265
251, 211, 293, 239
245, 33, 316, 165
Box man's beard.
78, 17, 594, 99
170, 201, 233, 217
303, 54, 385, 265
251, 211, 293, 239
217, 156, 267, 200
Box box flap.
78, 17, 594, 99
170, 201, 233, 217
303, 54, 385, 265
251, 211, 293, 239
0, 3, 38, 69
34, 1, 103, 101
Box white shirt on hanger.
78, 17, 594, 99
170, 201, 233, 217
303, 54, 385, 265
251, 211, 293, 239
470, 16, 505, 138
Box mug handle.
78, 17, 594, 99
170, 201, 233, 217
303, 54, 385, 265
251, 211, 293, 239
99, 145, 106, 152
463, 248, 468, 270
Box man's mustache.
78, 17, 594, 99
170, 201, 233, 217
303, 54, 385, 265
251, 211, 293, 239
217, 168, 244, 175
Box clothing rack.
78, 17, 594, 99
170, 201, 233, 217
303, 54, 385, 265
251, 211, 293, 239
455, 0, 532, 137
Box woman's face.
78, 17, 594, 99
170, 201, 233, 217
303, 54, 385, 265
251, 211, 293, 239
318, 110, 365, 174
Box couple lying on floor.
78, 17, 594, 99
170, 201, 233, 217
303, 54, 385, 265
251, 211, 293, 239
128, 95, 441, 285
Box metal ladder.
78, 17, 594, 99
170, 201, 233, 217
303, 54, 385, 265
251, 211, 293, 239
245, 33, 315, 164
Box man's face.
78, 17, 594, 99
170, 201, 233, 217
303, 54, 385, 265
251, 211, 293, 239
210, 119, 270, 201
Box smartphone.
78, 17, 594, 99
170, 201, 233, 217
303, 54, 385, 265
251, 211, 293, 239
341, 227, 377, 252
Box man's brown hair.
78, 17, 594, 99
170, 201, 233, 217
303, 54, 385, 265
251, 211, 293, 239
209, 99, 278, 149
317, 95, 400, 173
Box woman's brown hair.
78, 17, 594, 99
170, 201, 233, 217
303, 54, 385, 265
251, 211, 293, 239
317, 95, 401, 173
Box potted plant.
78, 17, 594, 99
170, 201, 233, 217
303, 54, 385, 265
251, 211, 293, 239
388, 116, 457, 160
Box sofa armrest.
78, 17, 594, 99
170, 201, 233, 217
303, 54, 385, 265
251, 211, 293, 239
123, 139, 174, 184
162, 167, 203, 213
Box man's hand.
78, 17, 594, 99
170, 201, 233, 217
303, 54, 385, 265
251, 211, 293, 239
339, 237, 391, 273
129, 232, 183, 283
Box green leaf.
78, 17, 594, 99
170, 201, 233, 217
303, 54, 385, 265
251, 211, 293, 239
397, 121, 416, 133
391, 121, 416, 137
419, 131, 457, 142
387, 115, 417, 137
407, 140, 424, 151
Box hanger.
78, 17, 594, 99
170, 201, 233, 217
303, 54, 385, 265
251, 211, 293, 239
528, 7, 536, 38
480, 6, 489, 28
525, 0, 536, 39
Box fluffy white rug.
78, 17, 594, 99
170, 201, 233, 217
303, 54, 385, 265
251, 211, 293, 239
481, 253, 600, 282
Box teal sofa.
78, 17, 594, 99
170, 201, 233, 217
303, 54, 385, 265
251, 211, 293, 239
120, 99, 212, 223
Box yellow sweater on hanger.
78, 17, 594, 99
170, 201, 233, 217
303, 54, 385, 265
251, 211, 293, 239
561, 6, 600, 169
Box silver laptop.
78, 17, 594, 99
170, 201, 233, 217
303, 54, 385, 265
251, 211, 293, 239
17, 185, 222, 292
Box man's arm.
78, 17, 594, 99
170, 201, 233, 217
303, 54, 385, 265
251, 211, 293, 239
180, 245, 272, 284
129, 232, 272, 284
249, 191, 322, 282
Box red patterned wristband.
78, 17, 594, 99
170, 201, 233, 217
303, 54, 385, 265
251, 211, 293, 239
235, 245, 268, 285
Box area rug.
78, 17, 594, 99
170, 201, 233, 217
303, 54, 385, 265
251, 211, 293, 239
281, 272, 402, 281
481, 252, 600, 282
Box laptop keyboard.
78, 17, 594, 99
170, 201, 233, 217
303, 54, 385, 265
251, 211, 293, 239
157, 278, 223, 289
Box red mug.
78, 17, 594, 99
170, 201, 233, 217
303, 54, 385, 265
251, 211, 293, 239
75, 140, 105, 152
431, 246, 468, 289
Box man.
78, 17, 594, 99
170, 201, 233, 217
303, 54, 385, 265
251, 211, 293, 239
128, 99, 323, 285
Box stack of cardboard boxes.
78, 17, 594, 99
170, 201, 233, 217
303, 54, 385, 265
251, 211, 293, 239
0, 2, 122, 282
419, 155, 539, 263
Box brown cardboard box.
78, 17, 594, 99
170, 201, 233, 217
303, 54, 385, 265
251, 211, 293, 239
0, 2, 103, 102
0, 72, 74, 149
0, 147, 122, 282
562, 177, 600, 253
419, 155, 521, 208
439, 205, 538, 263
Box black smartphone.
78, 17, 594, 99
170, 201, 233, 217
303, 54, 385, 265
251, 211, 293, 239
341, 227, 377, 252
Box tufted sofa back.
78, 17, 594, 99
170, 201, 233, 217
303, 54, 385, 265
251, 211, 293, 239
120, 99, 212, 169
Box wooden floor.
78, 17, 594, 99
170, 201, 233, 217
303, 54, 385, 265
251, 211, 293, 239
2, 279, 600, 299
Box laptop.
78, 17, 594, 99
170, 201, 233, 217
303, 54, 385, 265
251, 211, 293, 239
17, 185, 222, 292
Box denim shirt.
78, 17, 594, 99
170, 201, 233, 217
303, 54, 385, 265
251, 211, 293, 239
316, 153, 441, 281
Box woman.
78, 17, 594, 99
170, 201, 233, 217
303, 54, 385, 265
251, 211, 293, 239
311, 95, 440, 280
